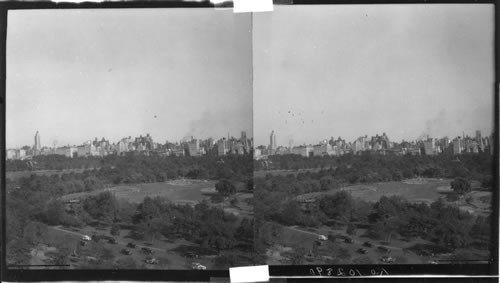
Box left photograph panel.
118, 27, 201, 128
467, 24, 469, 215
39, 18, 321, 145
5, 8, 254, 270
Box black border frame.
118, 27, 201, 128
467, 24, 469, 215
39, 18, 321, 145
0, 0, 498, 281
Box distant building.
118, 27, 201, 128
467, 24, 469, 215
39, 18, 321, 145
6, 149, 16, 160
241, 131, 247, 146
292, 145, 313, 157
423, 139, 436, 155
269, 130, 276, 154
55, 146, 77, 158
17, 149, 26, 159
6, 148, 27, 160
34, 131, 41, 155
313, 143, 333, 156
217, 138, 228, 156
452, 137, 462, 155
171, 148, 185, 157
77, 141, 96, 157
352, 135, 369, 154
254, 148, 262, 159
187, 138, 200, 157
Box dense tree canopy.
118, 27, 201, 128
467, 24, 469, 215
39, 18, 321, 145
451, 178, 472, 195
215, 179, 237, 197
5, 153, 253, 265
254, 153, 492, 256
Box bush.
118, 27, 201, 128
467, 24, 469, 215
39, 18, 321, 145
451, 178, 471, 196
446, 193, 460, 202
346, 223, 357, 235
110, 223, 120, 236
362, 229, 382, 240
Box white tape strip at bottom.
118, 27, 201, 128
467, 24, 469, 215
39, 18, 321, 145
233, 0, 273, 13
229, 265, 270, 283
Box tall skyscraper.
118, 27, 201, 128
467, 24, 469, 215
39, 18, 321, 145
453, 137, 462, 155
475, 130, 482, 142
241, 131, 247, 145
34, 130, 41, 155
269, 130, 276, 152
218, 138, 228, 156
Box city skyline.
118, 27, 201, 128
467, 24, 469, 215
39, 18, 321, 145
258, 128, 492, 148
253, 5, 494, 146
8, 129, 252, 149
7, 9, 253, 149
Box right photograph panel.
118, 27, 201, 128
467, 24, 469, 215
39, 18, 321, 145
253, 5, 495, 265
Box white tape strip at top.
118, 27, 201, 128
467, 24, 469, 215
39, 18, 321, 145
233, 0, 273, 13
229, 265, 270, 283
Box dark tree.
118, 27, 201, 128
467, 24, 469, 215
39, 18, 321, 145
110, 223, 120, 236
451, 178, 471, 195
215, 179, 236, 197
346, 222, 357, 235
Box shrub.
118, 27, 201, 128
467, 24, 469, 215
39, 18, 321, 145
110, 223, 120, 236
346, 223, 357, 235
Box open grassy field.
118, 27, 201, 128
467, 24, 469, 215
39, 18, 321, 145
295, 178, 491, 216
61, 179, 216, 204
297, 178, 452, 204
344, 178, 453, 203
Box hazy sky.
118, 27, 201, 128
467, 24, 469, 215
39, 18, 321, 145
7, 9, 252, 148
254, 5, 494, 147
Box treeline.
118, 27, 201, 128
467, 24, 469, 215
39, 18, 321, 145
256, 152, 493, 187
94, 154, 253, 184
7, 153, 254, 184
6, 154, 101, 171
7, 153, 253, 193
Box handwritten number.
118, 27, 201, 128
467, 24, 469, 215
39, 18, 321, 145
308, 267, 386, 277
326, 268, 333, 276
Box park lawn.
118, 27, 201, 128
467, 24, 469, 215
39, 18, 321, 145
296, 179, 454, 204
61, 179, 217, 204
344, 179, 453, 203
